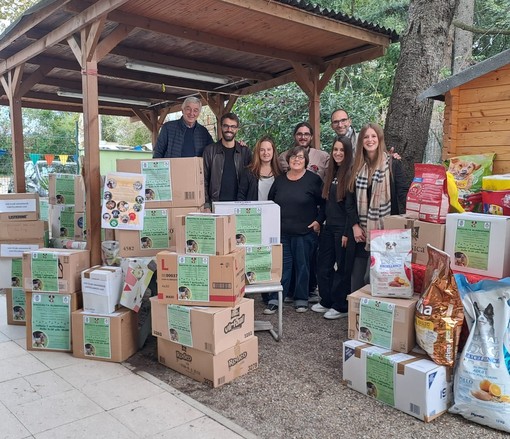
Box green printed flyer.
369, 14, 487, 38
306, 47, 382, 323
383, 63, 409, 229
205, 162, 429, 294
11, 257, 22, 287
83, 316, 111, 359
245, 245, 272, 283
167, 305, 193, 347
140, 209, 169, 249
366, 353, 395, 406
11, 287, 26, 322
177, 256, 209, 301
185, 216, 216, 255
454, 219, 490, 270
55, 174, 75, 204
31, 293, 71, 350
31, 252, 59, 292
234, 207, 262, 245
358, 298, 395, 350
59, 206, 75, 237
39, 198, 49, 222
142, 160, 172, 201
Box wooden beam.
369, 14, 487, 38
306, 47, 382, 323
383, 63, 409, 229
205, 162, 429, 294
292, 62, 313, 98
95, 24, 134, 61
83, 15, 106, 62
0, 0, 130, 75
19, 65, 53, 96
67, 35, 83, 68
132, 108, 152, 131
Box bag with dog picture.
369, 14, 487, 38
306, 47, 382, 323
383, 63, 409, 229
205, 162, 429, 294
449, 274, 510, 433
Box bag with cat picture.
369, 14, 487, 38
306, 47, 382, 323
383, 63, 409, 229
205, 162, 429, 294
449, 274, 510, 433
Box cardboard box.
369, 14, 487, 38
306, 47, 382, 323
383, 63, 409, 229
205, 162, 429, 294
0, 220, 48, 242
175, 213, 236, 256
383, 215, 445, 266
82, 266, 123, 314
343, 339, 451, 422
245, 244, 282, 284
157, 336, 258, 388
115, 206, 201, 257
49, 204, 76, 239
73, 212, 86, 241
5, 287, 26, 325
22, 248, 90, 294
49, 173, 85, 211
445, 212, 510, 278
151, 297, 254, 354
0, 241, 45, 258
25, 291, 82, 352
0, 193, 39, 221
213, 201, 281, 245
116, 157, 205, 208
71, 307, 138, 362
347, 285, 418, 353
157, 247, 246, 307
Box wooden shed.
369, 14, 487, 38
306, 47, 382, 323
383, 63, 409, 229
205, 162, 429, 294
419, 48, 510, 174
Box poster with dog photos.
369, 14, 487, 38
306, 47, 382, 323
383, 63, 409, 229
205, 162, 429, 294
245, 245, 272, 283
31, 252, 59, 293
101, 172, 145, 230
140, 209, 169, 249
31, 293, 71, 350
141, 160, 172, 201
167, 305, 193, 347
358, 298, 395, 350
453, 219, 490, 270
234, 207, 262, 245
185, 216, 216, 255
366, 353, 396, 406
11, 288, 26, 322
177, 256, 209, 301
55, 174, 76, 205
83, 316, 111, 359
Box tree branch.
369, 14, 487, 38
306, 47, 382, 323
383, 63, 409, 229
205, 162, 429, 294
453, 20, 510, 35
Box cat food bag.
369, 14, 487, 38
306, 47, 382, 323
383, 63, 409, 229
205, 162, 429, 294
406, 163, 449, 223
449, 274, 510, 433
369, 229, 413, 298
415, 245, 464, 367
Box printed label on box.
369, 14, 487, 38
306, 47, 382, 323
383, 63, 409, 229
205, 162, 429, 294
177, 256, 209, 301
55, 174, 76, 205
167, 305, 193, 347
0, 199, 36, 212
454, 219, 490, 270
83, 316, 111, 359
142, 160, 172, 201
185, 216, 216, 255
31, 293, 71, 350
234, 207, 262, 245
359, 298, 395, 350
1, 244, 40, 258
59, 206, 75, 237
245, 245, 272, 283
141, 209, 169, 249
366, 352, 395, 406
31, 252, 59, 292
12, 287, 26, 322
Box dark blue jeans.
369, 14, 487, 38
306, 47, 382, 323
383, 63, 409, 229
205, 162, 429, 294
269, 232, 317, 308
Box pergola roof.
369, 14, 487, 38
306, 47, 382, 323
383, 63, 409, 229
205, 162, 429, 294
0, 0, 397, 117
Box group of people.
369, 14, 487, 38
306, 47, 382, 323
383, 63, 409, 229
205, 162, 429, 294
153, 96, 408, 319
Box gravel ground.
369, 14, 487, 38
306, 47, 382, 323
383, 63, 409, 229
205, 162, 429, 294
127, 298, 508, 439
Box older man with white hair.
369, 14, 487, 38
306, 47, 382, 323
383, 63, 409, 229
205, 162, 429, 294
153, 96, 214, 158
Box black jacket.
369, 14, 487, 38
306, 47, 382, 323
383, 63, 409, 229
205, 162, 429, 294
203, 140, 253, 208
237, 168, 258, 201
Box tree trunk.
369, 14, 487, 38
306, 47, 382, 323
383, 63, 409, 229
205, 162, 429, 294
452, 0, 475, 73
384, 0, 459, 186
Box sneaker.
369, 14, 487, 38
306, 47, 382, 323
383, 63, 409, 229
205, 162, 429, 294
263, 304, 278, 315
308, 292, 321, 304
295, 306, 308, 313
311, 303, 329, 313
324, 309, 348, 320
283, 296, 294, 304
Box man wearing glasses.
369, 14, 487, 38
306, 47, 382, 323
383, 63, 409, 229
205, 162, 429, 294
153, 96, 214, 158
203, 113, 252, 211
278, 122, 329, 180
331, 109, 358, 150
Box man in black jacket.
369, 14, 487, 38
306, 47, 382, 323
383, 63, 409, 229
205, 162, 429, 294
152, 97, 213, 158
203, 113, 252, 210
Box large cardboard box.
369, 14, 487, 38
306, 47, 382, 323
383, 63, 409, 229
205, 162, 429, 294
175, 213, 236, 256
115, 206, 201, 257
343, 339, 452, 422
151, 296, 254, 354
25, 291, 82, 352
347, 285, 418, 353
445, 212, 510, 278
0, 220, 48, 242
116, 157, 205, 208
49, 173, 85, 211
0, 193, 39, 221
22, 248, 90, 294
5, 287, 26, 325
383, 215, 445, 266
245, 244, 282, 284
82, 266, 123, 314
213, 201, 281, 246
71, 307, 138, 362
157, 336, 258, 388
157, 247, 246, 307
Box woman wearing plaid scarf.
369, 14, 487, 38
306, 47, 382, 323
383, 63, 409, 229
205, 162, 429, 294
346, 123, 407, 292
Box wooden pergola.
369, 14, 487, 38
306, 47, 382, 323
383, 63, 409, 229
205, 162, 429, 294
0, 0, 397, 265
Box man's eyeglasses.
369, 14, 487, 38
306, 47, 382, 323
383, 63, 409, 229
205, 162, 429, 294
332, 118, 349, 126
222, 124, 238, 130
290, 155, 305, 161
295, 133, 311, 138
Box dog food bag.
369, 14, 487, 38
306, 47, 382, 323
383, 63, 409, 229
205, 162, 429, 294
449, 274, 510, 433
369, 229, 413, 298
415, 245, 464, 367
482, 190, 510, 215
406, 163, 449, 223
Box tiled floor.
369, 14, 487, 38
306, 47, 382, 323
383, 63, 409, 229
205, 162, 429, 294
0, 293, 256, 439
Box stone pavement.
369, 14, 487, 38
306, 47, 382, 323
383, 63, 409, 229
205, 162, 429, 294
0, 293, 256, 439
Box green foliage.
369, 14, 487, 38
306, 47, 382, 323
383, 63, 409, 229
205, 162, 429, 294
101, 115, 151, 146
0, 0, 39, 32
473, 0, 510, 59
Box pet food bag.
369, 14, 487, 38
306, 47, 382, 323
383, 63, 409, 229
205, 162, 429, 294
482, 190, 510, 215
449, 275, 510, 433
369, 229, 413, 298
415, 245, 464, 367
406, 163, 449, 223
